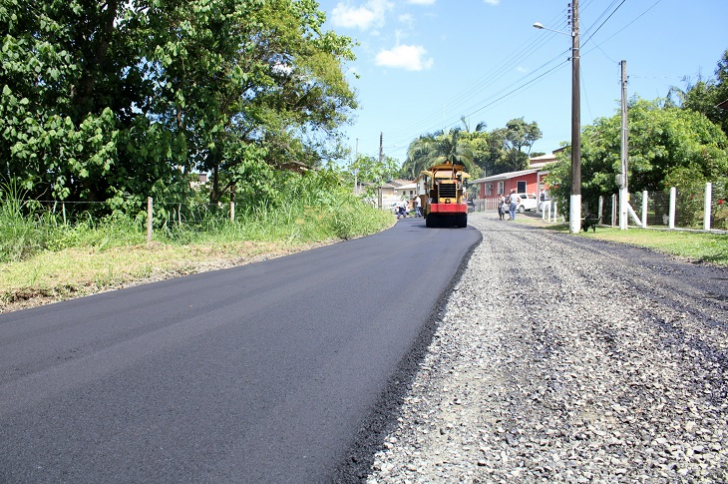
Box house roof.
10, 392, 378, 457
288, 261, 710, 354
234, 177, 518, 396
470, 168, 539, 184
528, 152, 562, 169
390, 178, 414, 186
718, 98, 728, 110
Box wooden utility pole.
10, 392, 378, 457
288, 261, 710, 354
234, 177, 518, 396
569, 0, 582, 233
378, 132, 383, 208
147, 197, 153, 244
354, 138, 359, 195
619, 60, 629, 230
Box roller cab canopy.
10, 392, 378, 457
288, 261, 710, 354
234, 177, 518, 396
421, 161, 471, 179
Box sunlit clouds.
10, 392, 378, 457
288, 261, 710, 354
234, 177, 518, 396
331, 0, 393, 30
375, 44, 434, 71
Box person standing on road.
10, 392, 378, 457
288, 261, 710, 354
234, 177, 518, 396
508, 190, 520, 220
414, 196, 422, 217
497, 194, 506, 220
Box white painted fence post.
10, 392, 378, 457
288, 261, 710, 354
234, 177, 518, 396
147, 197, 153, 244
611, 194, 617, 226
669, 187, 676, 229
598, 196, 604, 222
230, 201, 235, 222
642, 191, 648, 228
704, 182, 712, 231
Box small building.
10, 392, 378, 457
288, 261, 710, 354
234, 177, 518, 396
361, 179, 417, 209
470, 151, 560, 206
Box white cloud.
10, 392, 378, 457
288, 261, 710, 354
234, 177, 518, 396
407, 0, 436, 4
398, 13, 414, 28
375, 44, 434, 71
483, 0, 500, 5
331, 0, 394, 31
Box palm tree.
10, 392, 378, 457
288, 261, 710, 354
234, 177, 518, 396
428, 129, 478, 174
403, 124, 484, 178
402, 131, 440, 179
460, 116, 487, 133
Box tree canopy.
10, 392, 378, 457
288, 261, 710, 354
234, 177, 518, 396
545, 98, 728, 211
400, 117, 542, 180
669, 49, 728, 138
0, 0, 357, 208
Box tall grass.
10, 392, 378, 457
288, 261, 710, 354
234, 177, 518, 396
0, 171, 394, 265
0, 181, 63, 262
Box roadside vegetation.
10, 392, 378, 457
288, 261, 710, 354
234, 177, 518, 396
577, 227, 728, 266
0, 170, 393, 311
527, 218, 728, 267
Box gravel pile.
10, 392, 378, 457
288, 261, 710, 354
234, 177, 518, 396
365, 212, 728, 483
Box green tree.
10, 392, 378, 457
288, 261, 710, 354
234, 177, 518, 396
146, 0, 357, 204
0, 0, 128, 200
400, 131, 440, 179
546, 98, 728, 214
680, 49, 728, 137
504, 117, 542, 154
401, 128, 480, 178
462, 118, 542, 176
0, 0, 357, 210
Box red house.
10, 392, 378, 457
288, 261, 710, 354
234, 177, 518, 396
470, 153, 558, 208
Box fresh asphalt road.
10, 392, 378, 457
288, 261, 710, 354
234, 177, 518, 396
0, 217, 480, 483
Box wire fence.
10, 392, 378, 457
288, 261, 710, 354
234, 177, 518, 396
598, 183, 727, 231
469, 182, 727, 232
11, 198, 239, 226
6, 183, 727, 236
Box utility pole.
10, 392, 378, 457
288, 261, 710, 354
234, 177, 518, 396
378, 132, 383, 209
569, 0, 582, 234
354, 138, 358, 195
619, 60, 629, 230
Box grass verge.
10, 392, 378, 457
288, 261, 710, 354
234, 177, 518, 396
518, 214, 728, 266
1, 202, 395, 313
0, 239, 328, 313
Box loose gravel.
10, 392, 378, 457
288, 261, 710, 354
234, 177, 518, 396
364, 212, 728, 483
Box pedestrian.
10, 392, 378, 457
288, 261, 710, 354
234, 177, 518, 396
497, 194, 506, 220
508, 190, 520, 220
403, 198, 409, 218
414, 196, 422, 217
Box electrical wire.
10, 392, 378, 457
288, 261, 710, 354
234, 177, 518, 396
381, 0, 666, 159
581, 0, 628, 48
380, 8, 571, 146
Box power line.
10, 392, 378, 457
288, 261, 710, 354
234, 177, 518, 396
581, 0, 628, 48
381, 8, 571, 145
582, 0, 665, 54
382, 0, 667, 160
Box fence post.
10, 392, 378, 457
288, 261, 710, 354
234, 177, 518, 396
611, 194, 617, 226
598, 196, 604, 222
230, 201, 235, 222
147, 197, 153, 244
669, 187, 676, 229
704, 182, 712, 231
642, 191, 648, 228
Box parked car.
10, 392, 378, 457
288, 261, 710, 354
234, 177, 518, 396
514, 193, 538, 213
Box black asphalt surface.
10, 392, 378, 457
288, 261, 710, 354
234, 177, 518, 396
0, 217, 481, 483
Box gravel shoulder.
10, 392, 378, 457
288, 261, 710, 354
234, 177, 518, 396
365, 212, 728, 483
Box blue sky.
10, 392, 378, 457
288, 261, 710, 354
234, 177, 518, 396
315, 0, 728, 166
